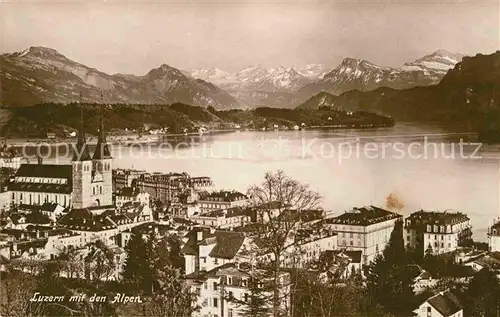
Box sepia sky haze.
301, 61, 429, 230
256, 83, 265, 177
2, 0, 499, 75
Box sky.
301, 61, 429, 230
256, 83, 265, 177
1, 0, 499, 75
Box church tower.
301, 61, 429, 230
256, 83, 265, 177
71, 94, 93, 209
91, 103, 113, 207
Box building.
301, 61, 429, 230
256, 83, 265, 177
112, 169, 147, 191
186, 262, 291, 317
115, 186, 150, 208
324, 206, 402, 265
134, 172, 212, 203
0, 144, 22, 170
182, 228, 250, 275
404, 210, 472, 256
189, 207, 255, 229
488, 218, 500, 252
414, 290, 463, 317
198, 190, 248, 213
9, 108, 113, 210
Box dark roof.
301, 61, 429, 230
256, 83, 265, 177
406, 210, 470, 227
344, 250, 362, 263
325, 206, 401, 226
39, 202, 63, 212
15, 164, 72, 180
185, 263, 235, 281
427, 291, 463, 317
209, 231, 245, 259
117, 187, 139, 197
181, 228, 245, 259
198, 190, 248, 202
58, 209, 117, 231
9, 182, 72, 194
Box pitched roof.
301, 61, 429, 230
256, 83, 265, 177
427, 291, 463, 317
181, 228, 245, 259
325, 206, 401, 226
9, 182, 72, 194
209, 231, 245, 259
15, 164, 72, 180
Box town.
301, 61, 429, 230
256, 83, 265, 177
0, 112, 499, 317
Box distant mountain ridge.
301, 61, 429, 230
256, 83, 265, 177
296, 51, 500, 130
298, 50, 465, 97
0, 46, 242, 109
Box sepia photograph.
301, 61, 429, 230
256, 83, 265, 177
0, 0, 499, 316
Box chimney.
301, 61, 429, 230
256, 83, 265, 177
197, 231, 203, 242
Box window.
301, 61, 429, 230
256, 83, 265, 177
213, 298, 218, 308
228, 277, 232, 285
204, 282, 207, 289
214, 258, 219, 265
228, 308, 234, 317
228, 291, 233, 298
213, 282, 218, 290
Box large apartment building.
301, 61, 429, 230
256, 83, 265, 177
324, 206, 402, 265
404, 210, 472, 256
197, 190, 248, 213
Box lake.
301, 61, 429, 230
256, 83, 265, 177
30, 123, 500, 241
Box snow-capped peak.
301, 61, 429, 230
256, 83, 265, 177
404, 50, 465, 72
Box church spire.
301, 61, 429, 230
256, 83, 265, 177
93, 93, 111, 160
72, 92, 91, 161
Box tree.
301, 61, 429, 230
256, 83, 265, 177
122, 235, 197, 317
246, 170, 322, 317
365, 220, 416, 316
84, 240, 115, 283
225, 269, 273, 317
122, 232, 154, 294
465, 268, 500, 316
0, 269, 38, 317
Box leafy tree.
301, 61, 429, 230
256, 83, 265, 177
225, 270, 273, 317
84, 240, 115, 283
366, 220, 416, 316
465, 268, 500, 317
122, 232, 154, 294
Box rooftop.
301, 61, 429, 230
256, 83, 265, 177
406, 210, 469, 227
198, 190, 248, 202
426, 291, 463, 317
15, 164, 72, 181
182, 228, 246, 259
325, 206, 401, 226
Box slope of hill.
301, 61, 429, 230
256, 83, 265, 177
0, 46, 241, 110
0, 101, 393, 138
296, 51, 500, 130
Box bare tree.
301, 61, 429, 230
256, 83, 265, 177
0, 269, 39, 317
246, 170, 322, 317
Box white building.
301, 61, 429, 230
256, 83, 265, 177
115, 187, 150, 208
414, 290, 463, 317
198, 190, 248, 213
404, 210, 472, 256
324, 206, 402, 265
186, 262, 291, 317
189, 207, 254, 229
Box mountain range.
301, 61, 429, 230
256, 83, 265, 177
297, 50, 465, 97
1, 46, 464, 110
1, 46, 241, 109
297, 51, 500, 130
